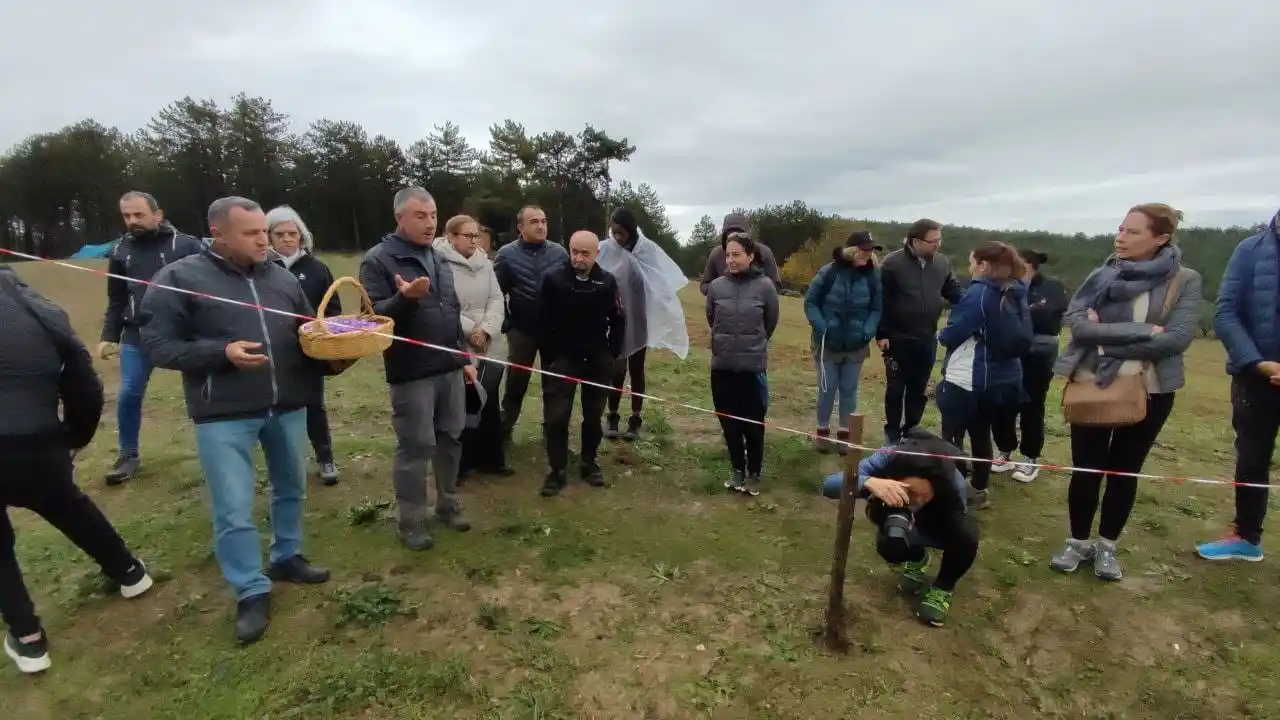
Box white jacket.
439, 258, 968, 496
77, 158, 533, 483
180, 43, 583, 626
432, 237, 506, 365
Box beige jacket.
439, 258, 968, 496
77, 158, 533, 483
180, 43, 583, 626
432, 237, 505, 365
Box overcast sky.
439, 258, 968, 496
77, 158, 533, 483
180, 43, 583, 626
1, 1, 1276, 239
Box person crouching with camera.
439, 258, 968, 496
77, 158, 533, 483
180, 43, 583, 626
822, 428, 978, 627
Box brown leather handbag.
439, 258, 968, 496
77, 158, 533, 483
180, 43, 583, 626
1061, 270, 1185, 428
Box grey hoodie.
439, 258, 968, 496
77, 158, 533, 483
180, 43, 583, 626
140, 250, 320, 423
699, 212, 782, 295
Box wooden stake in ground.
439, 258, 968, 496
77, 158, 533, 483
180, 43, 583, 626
823, 412, 866, 653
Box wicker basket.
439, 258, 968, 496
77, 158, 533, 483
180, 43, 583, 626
299, 276, 395, 360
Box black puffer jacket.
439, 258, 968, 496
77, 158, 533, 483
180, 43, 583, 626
271, 251, 341, 318
102, 223, 205, 345
140, 250, 319, 424
0, 268, 104, 447
493, 237, 568, 335
359, 233, 469, 385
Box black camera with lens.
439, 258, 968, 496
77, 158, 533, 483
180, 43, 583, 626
866, 498, 917, 565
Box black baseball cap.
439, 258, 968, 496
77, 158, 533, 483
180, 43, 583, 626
846, 231, 882, 251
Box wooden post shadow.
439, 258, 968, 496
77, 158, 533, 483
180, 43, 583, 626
822, 412, 866, 653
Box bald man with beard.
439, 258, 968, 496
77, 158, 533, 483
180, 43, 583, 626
536, 231, 626, 497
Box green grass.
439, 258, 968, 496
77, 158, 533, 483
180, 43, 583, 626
1, 255, 1277, 719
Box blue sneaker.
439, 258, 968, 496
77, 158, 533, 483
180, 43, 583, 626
1196, 535, 1263, 562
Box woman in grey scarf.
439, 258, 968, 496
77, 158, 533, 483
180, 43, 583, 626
267, 206, 341, 485
1049, 203, 1202, 582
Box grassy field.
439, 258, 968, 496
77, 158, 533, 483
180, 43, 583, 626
1, 254, 1277, 719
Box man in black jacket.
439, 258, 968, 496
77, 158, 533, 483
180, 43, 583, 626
877, 218, 963, 443
493, 205, 568, 441
537, 230, 625, 497
142, 196, 345, 645
360, 187, 477, 551
98, 191, 204, 486
0, 267, 155, 674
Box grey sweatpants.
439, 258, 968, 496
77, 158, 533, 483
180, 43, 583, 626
389, 370, 466, 526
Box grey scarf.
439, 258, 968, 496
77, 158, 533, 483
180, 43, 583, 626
1073, 245, 1180, 384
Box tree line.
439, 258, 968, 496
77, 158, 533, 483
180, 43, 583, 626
0, 91, 1264, 305
0, 93, 682, 262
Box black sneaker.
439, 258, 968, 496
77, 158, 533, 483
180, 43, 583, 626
118, 559, 155, 599
266, 555, 331, 584
235, 594, 271, 645
580, 461, 606, 487
4, 632, 51, 674
622, 415, 642, 442
478, 465, 516, 477
398, 523, 435, 551
105, 453, 140, 486
603, 413, 621, 440
541, 471, 567, 497
724, 470, 746, 493
318, 461, 339, 486
744, 474, 762, 497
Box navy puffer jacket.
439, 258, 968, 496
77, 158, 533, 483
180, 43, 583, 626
493, 237, 568, 335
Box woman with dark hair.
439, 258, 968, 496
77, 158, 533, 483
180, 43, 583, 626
267, 206, 342, 485
599, 206, 691, 441
706, 232, 780, 496
990, 249, 1068, 482
934, 241, 1033, 509
1050, 203, 1201, 581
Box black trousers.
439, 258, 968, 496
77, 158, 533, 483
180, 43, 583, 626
500, 329, 543, 435
542, 355, 612, 472
883, 337, 937, 441
710, 369, 768, 475
892, 513, 980, 592
992, 352, 1055, 459
306, 376, 333, 465
942, 397, 1014, 492
1, 438, 138, 638
1230, 374, 1280, 545
607, 348, 648, 416
1067, 392, 1175, 541
461, 363, 507, 473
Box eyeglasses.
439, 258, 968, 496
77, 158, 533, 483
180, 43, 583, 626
454, 232, 481, 241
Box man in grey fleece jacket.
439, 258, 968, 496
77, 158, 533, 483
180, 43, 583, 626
141, 196, 350, 646
699, 213, 782, 295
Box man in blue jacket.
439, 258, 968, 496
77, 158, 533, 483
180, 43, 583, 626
1197, 210, 1280, 563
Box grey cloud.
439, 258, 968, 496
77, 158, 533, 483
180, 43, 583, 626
1, 0, 1276, 237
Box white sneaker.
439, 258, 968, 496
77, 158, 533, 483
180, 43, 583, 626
1012, 458, 1040, 483
4, 633, 51, 674
991, 453, 1015, 473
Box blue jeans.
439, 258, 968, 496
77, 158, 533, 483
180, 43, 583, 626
194, 410, 307, 600
815, 357, 864, 429
117, 342, 154, 455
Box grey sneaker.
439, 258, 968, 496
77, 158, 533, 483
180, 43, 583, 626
603, 414, 621, 440
1011, 458, 1039, 483
724, 470, 746, 493
398, 523, 435, 551
1050, 538, 1095, 573
318, 462, 339, 485
744, 474, 762, 497
105, 454, 140, 486
967, 485, 991, 510
436, 510, 471, 533
1092, 539, 1123, 581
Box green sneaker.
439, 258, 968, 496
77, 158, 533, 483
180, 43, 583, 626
898, 554, 930, 594
915, 587, 952, 627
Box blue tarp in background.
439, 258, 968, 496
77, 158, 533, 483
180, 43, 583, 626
70, 241, 116, 259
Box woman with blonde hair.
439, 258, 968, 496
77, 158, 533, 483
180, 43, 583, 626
1050, 203, 1202, 581
267, 205, 341, 485
433, 215, 510, 479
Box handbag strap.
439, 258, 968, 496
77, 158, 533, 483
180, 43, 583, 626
1153, 268, 1187, 326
